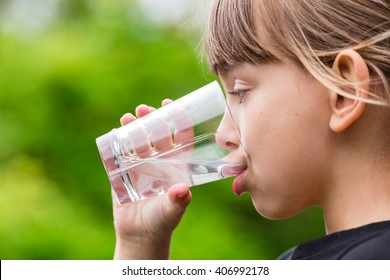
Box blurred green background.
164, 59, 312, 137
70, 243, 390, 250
0, 0, 324, 259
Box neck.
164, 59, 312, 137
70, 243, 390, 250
322, 155, 390, 234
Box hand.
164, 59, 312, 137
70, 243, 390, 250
116, 101, 195, 200
113, 100, 192, 260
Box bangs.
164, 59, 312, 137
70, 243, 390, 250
205, 0, 279, 74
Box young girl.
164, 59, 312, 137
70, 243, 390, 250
112, 0, 390, 259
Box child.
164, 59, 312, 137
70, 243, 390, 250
112, 0, 390, 259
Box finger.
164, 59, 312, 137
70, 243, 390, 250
128, 125, 151, 157
168, 108, 195, 144
144, 117, 173, 152
111, 175, 132, 206
168, 184, 192, 207
162, 99, 173, 106
136, 104, 156, 118
138, 185, 191, 233
120, 113, 137, 126
165, 183, 192, 216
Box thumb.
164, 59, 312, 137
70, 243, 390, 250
161, 184, 192, 229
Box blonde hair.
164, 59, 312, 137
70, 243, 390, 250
205, 0, 390, 106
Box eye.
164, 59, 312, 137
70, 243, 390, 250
228, 90, 247, 104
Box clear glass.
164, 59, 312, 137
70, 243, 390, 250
96, 81, 243, 204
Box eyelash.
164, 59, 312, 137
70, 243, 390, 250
228, 90, 247, 104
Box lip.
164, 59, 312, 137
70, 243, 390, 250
220, 162, 247, 178
232, 167, 247, 196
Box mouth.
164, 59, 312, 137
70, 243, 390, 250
222, 153, 249, 196
231, 167, 248, 196
219, 162, 247, 178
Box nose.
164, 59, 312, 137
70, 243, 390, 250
215, 112, 240, 151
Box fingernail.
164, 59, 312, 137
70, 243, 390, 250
176, 189, 189, 199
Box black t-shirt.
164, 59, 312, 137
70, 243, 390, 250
278, 220, 390, 260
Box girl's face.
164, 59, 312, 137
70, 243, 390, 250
219, 61, 333, 219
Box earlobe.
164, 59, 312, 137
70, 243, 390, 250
329, 94, 366, 132
329, 49, 370, 133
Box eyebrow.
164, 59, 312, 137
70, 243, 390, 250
217, 63, 244, 78
221, 61, 259, 81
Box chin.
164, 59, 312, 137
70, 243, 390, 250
251, 196, 301, 220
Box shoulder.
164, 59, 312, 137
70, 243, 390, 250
341, 229, 390, 260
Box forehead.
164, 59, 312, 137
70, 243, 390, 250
218, 62, 266, 80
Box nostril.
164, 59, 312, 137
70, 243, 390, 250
226, 141, 238, 148
215, 131, 239, 151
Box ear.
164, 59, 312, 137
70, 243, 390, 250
329, 49, 370, 132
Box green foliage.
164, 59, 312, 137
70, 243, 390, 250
0, 0, 324, 259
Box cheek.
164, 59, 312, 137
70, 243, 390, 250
238, 106, 278, 156
238, 102, 331, 217
243, 107, 330, 174
240, 86, 330, 160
